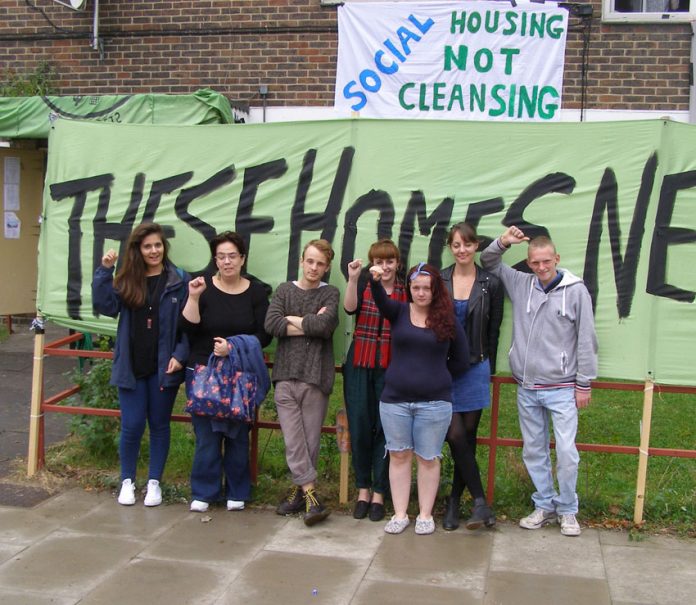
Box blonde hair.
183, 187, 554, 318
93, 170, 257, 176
303, 239, 335, 263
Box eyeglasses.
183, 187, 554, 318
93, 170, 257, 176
409, 262, 431, 280
215, 253, 241, 262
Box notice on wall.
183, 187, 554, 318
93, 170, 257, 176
4, 211, 20, 239
3, 156, 20, 211
335, 1, 568, 121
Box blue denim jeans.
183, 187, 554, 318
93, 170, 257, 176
186, 367, 251, 503
118, 374, 178, 482
517, 387, 579, 515
379, 400, 452, 461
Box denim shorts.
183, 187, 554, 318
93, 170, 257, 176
379, 400, 452, 460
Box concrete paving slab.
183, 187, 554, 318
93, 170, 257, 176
599, 530, 696, 552
0, 531, 145, 598
365, 526, 491, 594
602, 542, 696, 605
490, 525, 605, 579
217, 550, 367, 605
32, 488, 112, 525
0, 541, 24, 565
142, 508, 286, 564
0, 482, 52, 507
79, 558, 229, 605
265, 512, 384, 560
352, 579, 481, 605
485, 571, 611, 604
0, 507, 60, 546
65, 497, 187, 540
0, 589, 77, 605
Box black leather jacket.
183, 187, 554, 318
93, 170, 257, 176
440, 264, 504, 374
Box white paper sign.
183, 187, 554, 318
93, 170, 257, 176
335, 1, 568, 121
4, 211, 20, 239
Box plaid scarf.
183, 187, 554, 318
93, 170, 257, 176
352, 280, 407, 369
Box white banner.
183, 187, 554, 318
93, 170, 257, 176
335, 1, 568, 121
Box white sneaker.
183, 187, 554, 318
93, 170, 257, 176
144, 479, 162, 507
117, 479, 136, 506
519, 508, 557, 529
227, 500, 245, 511
190, 499, 209, 512
559, 513, 582, 536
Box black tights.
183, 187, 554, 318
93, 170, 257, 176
445, 410, 484, 501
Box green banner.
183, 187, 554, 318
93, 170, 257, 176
39, 119, 696, 385
0, 89, 233, 139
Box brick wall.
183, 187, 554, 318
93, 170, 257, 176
0, 0, 691, 112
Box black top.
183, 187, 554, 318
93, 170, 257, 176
131, 273, 166, 379
180, 275, 272, 367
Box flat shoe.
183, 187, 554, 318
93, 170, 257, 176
368, 502, 385, 522
353, 500, 370, 519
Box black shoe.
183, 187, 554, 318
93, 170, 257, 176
465, 497, 496, 530
276, 485, 304, 515
303, 489, 331, 526
368, 502, 385, 522
443, 495, 460, 531
353, 499, 370, 519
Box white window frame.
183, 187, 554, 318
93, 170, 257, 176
602, 0, 694, 23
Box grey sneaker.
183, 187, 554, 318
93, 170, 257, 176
519, 508, 557, 529
415, 516, 435, 535
384, 515, 410, 534
559, 513, 581, 536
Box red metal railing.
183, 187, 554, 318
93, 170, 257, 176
32, 332, 696, 516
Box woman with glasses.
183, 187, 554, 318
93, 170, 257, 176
180, 231, 271, 512
369, 261, 469, 535
440, 223, 504, 530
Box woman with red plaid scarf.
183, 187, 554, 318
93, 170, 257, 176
343, 240, 407, 522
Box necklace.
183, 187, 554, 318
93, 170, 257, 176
145, 271, 164, 330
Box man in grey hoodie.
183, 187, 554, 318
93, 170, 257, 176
480, 226, 598, 537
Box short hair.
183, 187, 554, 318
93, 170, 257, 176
368, 239, 400, 264
303, 239, 334, 263
209, 231, 247, 258
447, 222, 479, 247
528, 235, 556, 255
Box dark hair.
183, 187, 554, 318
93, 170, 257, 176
114, 222, 169, 309
447, 222, 479, 248
209, 231, 247, 258
406, 262, 455, 341
368, 239, 400, 264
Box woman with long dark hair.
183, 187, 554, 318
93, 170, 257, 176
440, 222, 504, 530
92, 222, 189, 507
180, 231, 271, 513
369, 261, 469, 535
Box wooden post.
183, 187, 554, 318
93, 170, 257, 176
633, 378, 655, 525
335, 408, 351, 505
27, 321, 46, 477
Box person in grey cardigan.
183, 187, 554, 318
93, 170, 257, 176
480, 226, 598, 537
264, 239, 339, 526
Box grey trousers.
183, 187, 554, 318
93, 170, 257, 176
274, 380, 329, 486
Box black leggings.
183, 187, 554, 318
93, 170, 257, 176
445, 409, 485, 501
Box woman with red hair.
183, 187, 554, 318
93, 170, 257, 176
369, 262, 469, 535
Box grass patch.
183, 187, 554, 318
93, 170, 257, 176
0, 323, 9, 344
44, 366, 695, 537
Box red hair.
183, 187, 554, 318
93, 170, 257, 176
406, 263, 455, 341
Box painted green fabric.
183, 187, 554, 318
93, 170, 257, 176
38, 118, 696, 384
0, 88, 234, 138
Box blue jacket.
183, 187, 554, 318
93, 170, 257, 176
226, 334, 271, 407
92, 262, 190, 390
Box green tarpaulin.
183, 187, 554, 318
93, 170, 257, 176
0, 88, 234, 138
38, 118, 696, 385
